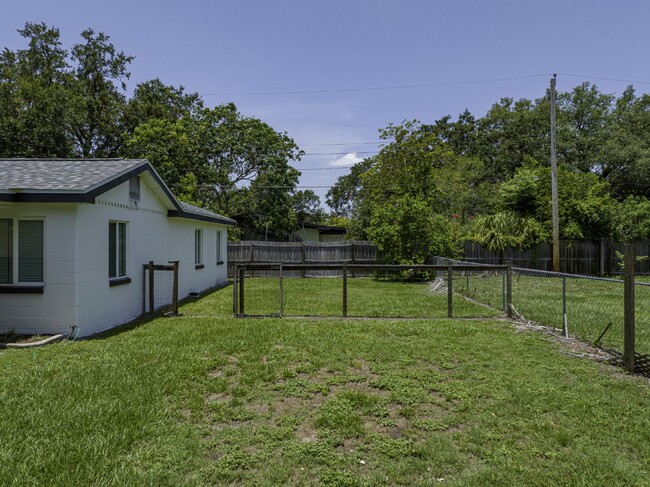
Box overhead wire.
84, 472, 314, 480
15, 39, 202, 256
198, 73, 553, 96
556, 73, 650, 86
300, 141, 390, 146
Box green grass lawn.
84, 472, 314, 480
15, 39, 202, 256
1, 285, 650, 486
457, 271, 650, 356
186, 276, 500, 319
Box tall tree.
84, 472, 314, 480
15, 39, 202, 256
292, 190, 326, 223
0, 22, 72, 157
126, 103, 303, 236
122, 78, 202, 136
68, 29, 133, 157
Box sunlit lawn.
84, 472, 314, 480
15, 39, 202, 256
1, 285, 650, 485
183, 276, 500, 319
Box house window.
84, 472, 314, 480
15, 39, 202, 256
216, 230, 222, 262
195, 229, 203, 267
129, 176, 140, 201
109, 221, 128, 279
0, 218, 44, 285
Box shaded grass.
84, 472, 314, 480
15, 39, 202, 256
1, 285, 650, 485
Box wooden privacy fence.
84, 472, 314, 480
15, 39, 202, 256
227, 241, 377, 277
463, 240, 650, 275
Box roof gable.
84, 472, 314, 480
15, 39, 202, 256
0, 158, 235, 225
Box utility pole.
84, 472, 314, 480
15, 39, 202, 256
550, 74, 560, 273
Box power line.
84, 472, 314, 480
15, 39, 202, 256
198, 74, 552, 96
302, 151, 378, 156
294, 166, 356, 171
171, 182, 429, 190
557, 73, 650, 86
300, 141, 390, 147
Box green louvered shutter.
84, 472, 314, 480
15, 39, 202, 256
118, 222, 127, 277
18, 220, 43, 283
0, 219, 12, 284
109, 222, 117, 278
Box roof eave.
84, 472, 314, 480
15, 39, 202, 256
167, 209, 237, 226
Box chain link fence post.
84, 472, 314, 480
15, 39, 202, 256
624, 243, 636, 373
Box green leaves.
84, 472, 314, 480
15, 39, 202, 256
468, 212, 547, 252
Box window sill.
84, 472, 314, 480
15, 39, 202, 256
109, 277, 131, 287
216, 260, 224, 266
195, 264, 205, 270
0, 285, 45, 294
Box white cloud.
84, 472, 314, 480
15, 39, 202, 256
330, 152, 364, 167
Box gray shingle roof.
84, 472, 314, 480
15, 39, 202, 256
0, 158, 235, 226
0, 158, 147, 191
177, 201, 237, 225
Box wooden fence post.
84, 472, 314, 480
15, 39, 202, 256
142, 264, 147, 314
148, 260, 155, 314
342, 264, 348, 318
239, 266, 245, 316
624, 243, 636, 373
562, 276, 568, 337
170, 260, 179, 315
279, 263, 284, 318
506, 262, 513, 318
301, 242, 306, 278
233, 265, 238, 317
447, 266, 453, 318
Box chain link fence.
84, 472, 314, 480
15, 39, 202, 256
435, 256, 650, 359
232, 264, 508, 320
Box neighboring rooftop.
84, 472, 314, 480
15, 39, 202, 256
298, 221, 346, 234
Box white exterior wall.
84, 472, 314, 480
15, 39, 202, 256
0, 203, 78, 335
1, 176, 229, 337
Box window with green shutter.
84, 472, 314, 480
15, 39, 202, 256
195, 228, 203, 265
109, 221, 128, 279
0, 218, 44, 285
216, 230, 222, 262
0, 219, 13, 284
18, 220, 44, 282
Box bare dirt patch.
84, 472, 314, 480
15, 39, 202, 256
206, 392, 230, 403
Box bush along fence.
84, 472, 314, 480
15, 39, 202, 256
227, 241, 377, 278
436, 245, 650, 375
463, 240, 650, 275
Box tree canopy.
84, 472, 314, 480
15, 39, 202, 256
0, 22, 306, 239
329, 82, 650, 262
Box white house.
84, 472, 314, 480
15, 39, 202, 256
0, 158, 235, 337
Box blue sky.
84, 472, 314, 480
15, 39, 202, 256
2, 0, 650, 206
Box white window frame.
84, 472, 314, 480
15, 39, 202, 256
216, 230, 223, 263
0, 217, 45, 286
195, 228, 203, 267
108, 221, 128, 280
